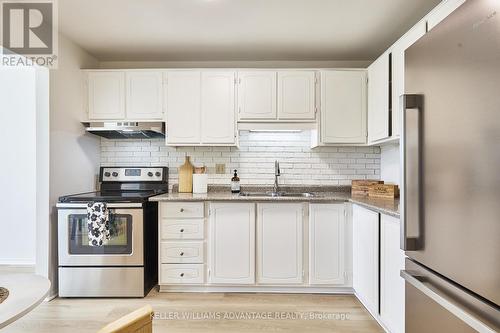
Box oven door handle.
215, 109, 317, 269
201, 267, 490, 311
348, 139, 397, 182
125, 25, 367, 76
57, 203, 144, 208
401, 269, 498, 333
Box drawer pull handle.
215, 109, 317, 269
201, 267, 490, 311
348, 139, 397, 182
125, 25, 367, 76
180, 208, 185, 212
180, 229, 185, 233
179, 252, 184, 256
180, 273, 184, 277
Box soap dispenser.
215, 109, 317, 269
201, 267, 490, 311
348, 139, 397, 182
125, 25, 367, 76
231, 170, 240, 193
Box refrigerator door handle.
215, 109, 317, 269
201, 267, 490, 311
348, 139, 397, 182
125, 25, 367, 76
401, 94, 423, 251
401, 269, 498, 333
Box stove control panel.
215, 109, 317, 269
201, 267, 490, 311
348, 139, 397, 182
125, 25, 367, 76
101, 167, 166, 182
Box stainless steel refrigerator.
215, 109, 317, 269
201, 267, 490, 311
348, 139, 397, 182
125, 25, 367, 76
401, 0, 500, 332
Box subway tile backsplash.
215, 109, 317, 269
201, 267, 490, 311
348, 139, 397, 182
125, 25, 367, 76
100, 131, 380, 189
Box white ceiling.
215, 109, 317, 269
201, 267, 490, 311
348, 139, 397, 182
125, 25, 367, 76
59, 0, 441, 62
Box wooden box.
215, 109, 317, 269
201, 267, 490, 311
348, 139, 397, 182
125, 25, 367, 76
351, 180, 384, 196
368, 184, 400, 199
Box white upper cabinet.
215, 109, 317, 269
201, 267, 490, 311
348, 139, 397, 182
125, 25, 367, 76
208, 203, 255, 285
125, 71, 164, 120
87, 71, 125, 120
391, 21, 426, 138
237, 71, 277, 120
166, 70, 236, 145
426, 0, 466, 31
277, 71, 316, 120
352, 204, 379, 315
165, 71, 201, 144
380, 214, 405, 333
309, 204, 346, 285
257, 203, 304, 285
201, 71, 236, 144
368, 51, 390, 143
320, 70, 367, 144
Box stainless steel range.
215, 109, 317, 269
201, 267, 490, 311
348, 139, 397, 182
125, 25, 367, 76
57, 166, 168, 297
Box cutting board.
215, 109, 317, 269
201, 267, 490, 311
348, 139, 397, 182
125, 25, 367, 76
351, 179, 384, 196
368, 184, 400, 199
178, 156, 194, 193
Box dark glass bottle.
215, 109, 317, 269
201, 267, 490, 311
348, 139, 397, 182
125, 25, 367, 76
231, 169, 240, 193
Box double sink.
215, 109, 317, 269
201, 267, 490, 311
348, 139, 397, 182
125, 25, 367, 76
239, 191, 315, 198
238, 160, 315, 198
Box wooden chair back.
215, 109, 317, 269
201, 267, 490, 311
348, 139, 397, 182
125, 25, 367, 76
98, 305, 153, 333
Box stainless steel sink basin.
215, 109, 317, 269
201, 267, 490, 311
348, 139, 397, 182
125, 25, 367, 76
280, 192, 315, 198
239, 192, 314, 198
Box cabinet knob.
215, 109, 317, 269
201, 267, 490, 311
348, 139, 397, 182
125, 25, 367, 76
180, 252, 184, 256
180, 208, 185, 212
180, 273, 184, 277
180, 229, 185, 233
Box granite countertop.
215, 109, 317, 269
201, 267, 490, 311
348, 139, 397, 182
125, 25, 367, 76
150, 186, 400, 218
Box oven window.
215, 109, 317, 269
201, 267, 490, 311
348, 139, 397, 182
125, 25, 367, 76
68, 213, 133, 254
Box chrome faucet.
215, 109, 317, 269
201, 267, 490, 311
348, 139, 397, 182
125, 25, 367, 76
273, 160, 281, 193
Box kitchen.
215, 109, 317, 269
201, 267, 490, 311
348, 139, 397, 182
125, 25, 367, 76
0, 0, 499, 332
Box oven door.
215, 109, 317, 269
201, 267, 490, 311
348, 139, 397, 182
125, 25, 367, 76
58, 204, 143, 266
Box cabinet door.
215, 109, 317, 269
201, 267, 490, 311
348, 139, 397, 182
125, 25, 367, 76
165, 71, 201, 144
320, 70, 367, 144
208, 203, 255, 284
368, 52, 390, 143
277, 71, 316, 120
309, 204, 346, 285
87, 71, 125, 120
125, 71, 163, 120
257, 203, 303, 284
380, 214, 405, 333
352, 204, 379, 314
237, 71, 277, 120
391, 21, 426, 138
426, 0, 466, 31
201, 71, 236, 144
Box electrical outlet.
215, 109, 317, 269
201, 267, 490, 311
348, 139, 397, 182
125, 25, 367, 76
215, 164, 225, 174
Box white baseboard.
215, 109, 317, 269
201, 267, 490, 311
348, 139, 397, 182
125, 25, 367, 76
159, 285, 354, 294
0, 260, 36, 266
354, 291, 391, 333
0, 263, 36, 273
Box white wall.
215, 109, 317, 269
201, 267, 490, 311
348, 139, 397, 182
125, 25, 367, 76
40, 33, 100, 296
101, 131, 381, 188
0, 58, 49, 266
380, 143, 401, 185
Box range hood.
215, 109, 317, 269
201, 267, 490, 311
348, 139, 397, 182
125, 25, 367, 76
83, 122, 165, 139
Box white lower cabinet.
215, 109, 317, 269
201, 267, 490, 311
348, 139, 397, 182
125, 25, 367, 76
208, 203, 255, 284
380, 214, 405, 333
257, 203, 304, 284
160, 241, 204, 264
160, 264, 204, 284
309, 204, 346, 285
352, 204, 379, 315
159, 202, 206, 285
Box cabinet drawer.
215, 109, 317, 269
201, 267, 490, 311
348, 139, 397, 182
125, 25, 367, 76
160, 219, 204, 240
161, 202, 204, 218
160, 241, 204, 264
160, 264, 204, 284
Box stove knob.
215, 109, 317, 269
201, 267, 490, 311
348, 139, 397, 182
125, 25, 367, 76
155, 172, 161, 177
104, 172, 111, 177
147, 172, 153, 177
112, 172, 118, 177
